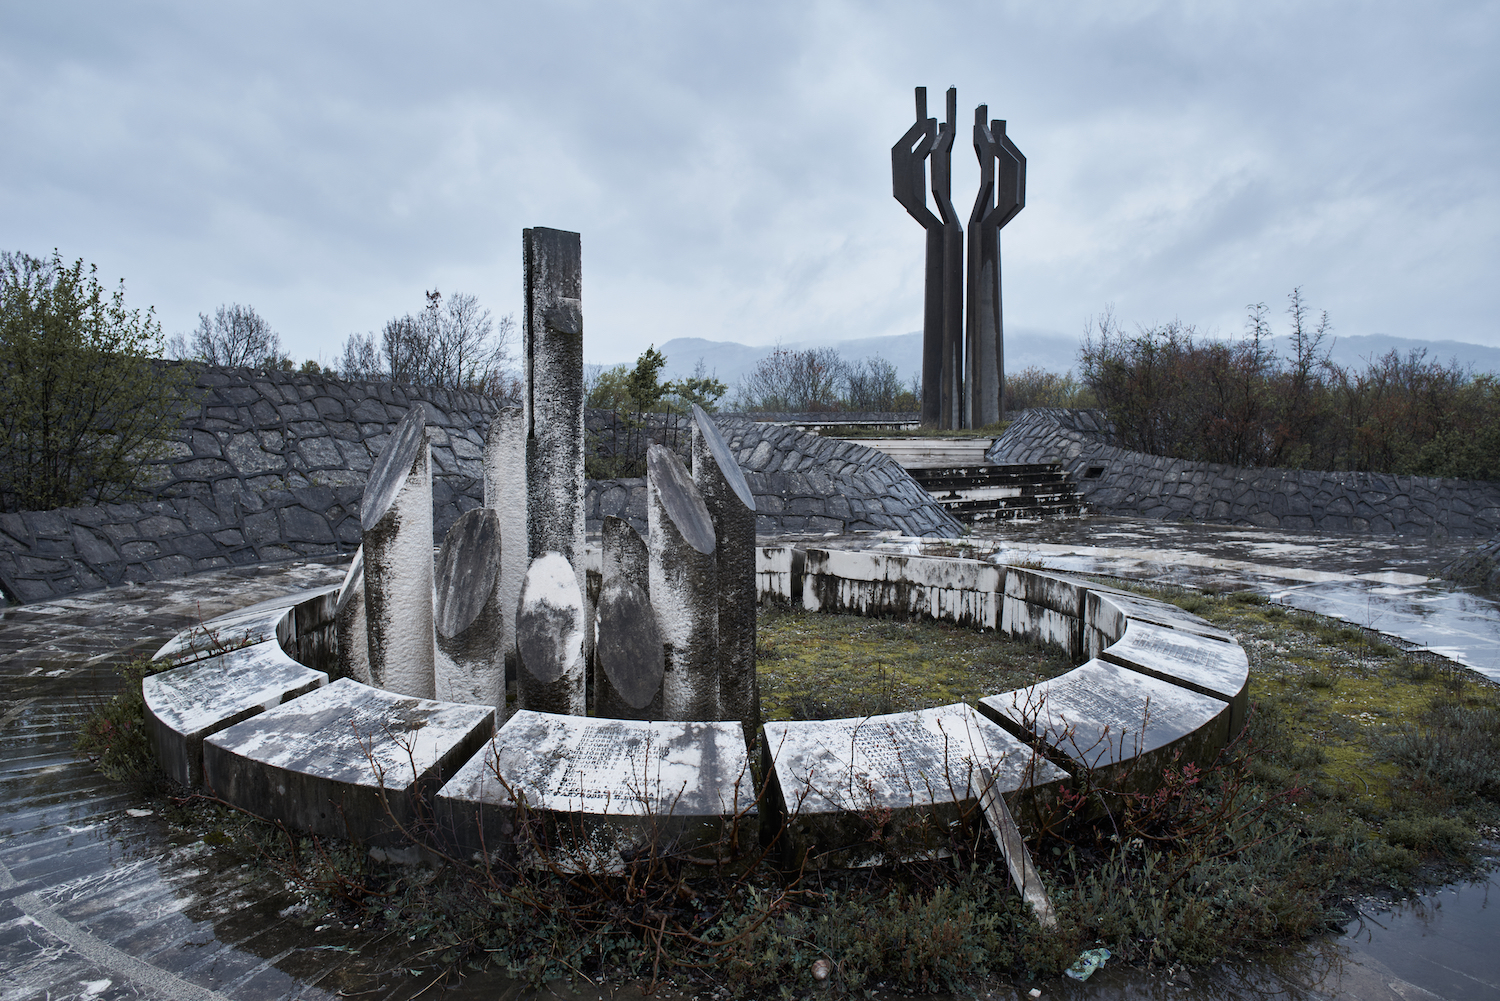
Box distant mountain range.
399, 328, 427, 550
652, 328, 1085, 390
644, 330, 1500, 393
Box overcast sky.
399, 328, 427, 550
2, 2, 1496, 370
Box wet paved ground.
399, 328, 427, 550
2, 532, 1498, 1000
957, 517, 1500, 681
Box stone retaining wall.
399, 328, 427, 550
586, 419, 963, 539
990, 408, 1500, 538
0, 369, 959, 603
1441, 533, 1500, 590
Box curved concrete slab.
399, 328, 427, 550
202, 678, 493, 846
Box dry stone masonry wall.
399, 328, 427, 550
589, 418, 964, 540
0, 369, 960, 603
991, 408, 1500, 538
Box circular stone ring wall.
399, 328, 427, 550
143, 545, 1249, 861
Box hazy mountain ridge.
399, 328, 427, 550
639, 331, 1500, 393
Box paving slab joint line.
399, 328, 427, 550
0, 697, 38, 731
0, 857, 234, 1001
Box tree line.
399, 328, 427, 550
1078, 290, 1500, 480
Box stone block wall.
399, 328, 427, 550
0, 370, 960, 603
990, 408, 1500, 538
586, 418, 964, 540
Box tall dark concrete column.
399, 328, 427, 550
523, 227, 589, 687
892, 88, 942, 429
931, 87, 965, 431
968, 108, 1026, 428
690, 405, 759, 746
523, 230, 585, 578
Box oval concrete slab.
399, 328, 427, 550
597, 577, 664, 709
435, 509, 503, 639
692, 403, 755, 511
646, 445, 715, 555
516, 552, 585, 685
361, 405, 427, 531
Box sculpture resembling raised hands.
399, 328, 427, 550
894, 86, 1026, 429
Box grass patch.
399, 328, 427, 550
756, 606, 1074, 720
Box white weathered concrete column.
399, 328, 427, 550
334, 545, 370, 685
690, 404, 759, 744
361, 405, 436, 699
523, 227, 590, 675
515, 551, 587, 715
484, 406, 527, 698
434, 508, 505, 708
646, 444, 719, 721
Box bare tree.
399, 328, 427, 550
339, 331, 383, 379
350, 290, 517, 394
172, 303, 286, 368
734, 345, 847, 412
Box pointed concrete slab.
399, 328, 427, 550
144, 640, 328, 788
436, 710, 754, 863
203, 678, 494, 846
361, 405, 427, 531
646, 445, 715, 555
1100, 618, 1250, 736
763, 704, 1067, 869
691, 404, 755, 512
979, 659, 1232, 778
595, 576, 664, 716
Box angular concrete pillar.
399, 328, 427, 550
690, 405, 760, 745
361, 405, 435, 699
515, 551, 586, 715
594, 576, 665, 720
335, 545, 370, 685
434, 508, 505, 708
646, 444, 719, 721
484, 406, 527, 696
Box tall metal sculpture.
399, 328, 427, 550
894, 87, 1026, 429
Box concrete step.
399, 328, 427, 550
843, 437, 998, 469
908, 462, 1083, 522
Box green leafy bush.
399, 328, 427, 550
0, 251, 192, 511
